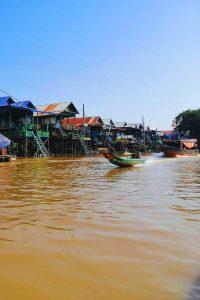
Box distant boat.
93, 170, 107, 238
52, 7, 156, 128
103, 152, 146, 167
162, 138, 199, 157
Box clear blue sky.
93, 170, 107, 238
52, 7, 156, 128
0, 0, 200, 129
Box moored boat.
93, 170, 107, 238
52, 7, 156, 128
103, 152, 146, 167
162, 139, 199, 157
0, 155, 12, 162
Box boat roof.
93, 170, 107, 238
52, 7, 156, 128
180, 139, 197, 143
0, 133, 11, 148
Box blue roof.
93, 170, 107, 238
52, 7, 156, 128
11, 101, 36, 110
0, 96, 15, 106
0, 97, 51, 113
0, 133, 11, 148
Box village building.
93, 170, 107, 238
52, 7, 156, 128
62, 116, 104, 146
0, 96, 39, 139
34, 102, 97, 156
0, 96, 51, 157
113, 121, 127, 129
35, 101, 79, 124
0, 96, 159, 157
102, 118, 115, 130
0, 97, 93, 157
111, 121, 141, 140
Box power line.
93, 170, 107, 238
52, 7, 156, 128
0, 88, 11, 96
0, 88, 20, 102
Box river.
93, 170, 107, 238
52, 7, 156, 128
0, 155, 199, 300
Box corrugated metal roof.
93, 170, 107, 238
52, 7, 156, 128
102, 118, 114, 126
36, 102, 79, 115
125, 123, 141, 128
113, 121, 127, 128
62, 116, 103, 127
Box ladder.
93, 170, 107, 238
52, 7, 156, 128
73, 128, 91, 156
58, 126, 68, 138
32, 132, 49, 157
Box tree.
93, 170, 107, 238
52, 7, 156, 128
174, 109, 200, 142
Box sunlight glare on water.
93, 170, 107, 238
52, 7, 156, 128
0, 155, 200, 300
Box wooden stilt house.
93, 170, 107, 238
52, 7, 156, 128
34, 102, 91, 156
0, 96, 49, 157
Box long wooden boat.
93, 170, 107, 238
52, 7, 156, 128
0, 155, 12, 162
162, 139, 199, 158
103, 152, 146, 167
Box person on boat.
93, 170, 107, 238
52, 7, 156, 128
1, 147, 7, 156
131, 152, 141, 159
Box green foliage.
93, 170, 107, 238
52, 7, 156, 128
174, 109, 200, 141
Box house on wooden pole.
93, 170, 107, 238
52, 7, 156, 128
0, 96, 49, 157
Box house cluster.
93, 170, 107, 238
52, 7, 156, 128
0, 96, 158, 157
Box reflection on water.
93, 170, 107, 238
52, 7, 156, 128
0, 156, 200, 300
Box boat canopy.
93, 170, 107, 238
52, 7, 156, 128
181, 139, 198, 149
0, 133, 11, 149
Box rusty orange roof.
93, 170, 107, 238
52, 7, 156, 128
36, 101, 79, 115
62, 116, 104, 127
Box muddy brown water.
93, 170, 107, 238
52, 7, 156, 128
0, 155, 200, 300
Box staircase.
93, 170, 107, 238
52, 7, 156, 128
73, 128, 91, 156
32, 132, 49, 157
58, 126, 68, 138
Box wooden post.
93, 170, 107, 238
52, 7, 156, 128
82, 104, 85, 138
9, 111, 11, 139
25, 111, 28, 157
36, 112, 39, 131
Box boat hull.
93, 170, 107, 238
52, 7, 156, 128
103, 153, 145, 167
0, 155, 12, 162
162, 148, 199, 158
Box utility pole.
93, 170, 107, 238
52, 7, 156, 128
142, 116, 146, 153
82, 104, 85, 136
82, 104, 85, 123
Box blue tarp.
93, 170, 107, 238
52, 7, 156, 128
163, 132, 180, 140
0, 133, 11, 148
0, 97, 55, 114
0, 96, 15, 106
11, 101, 36, 110
11, 100, 41, 112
